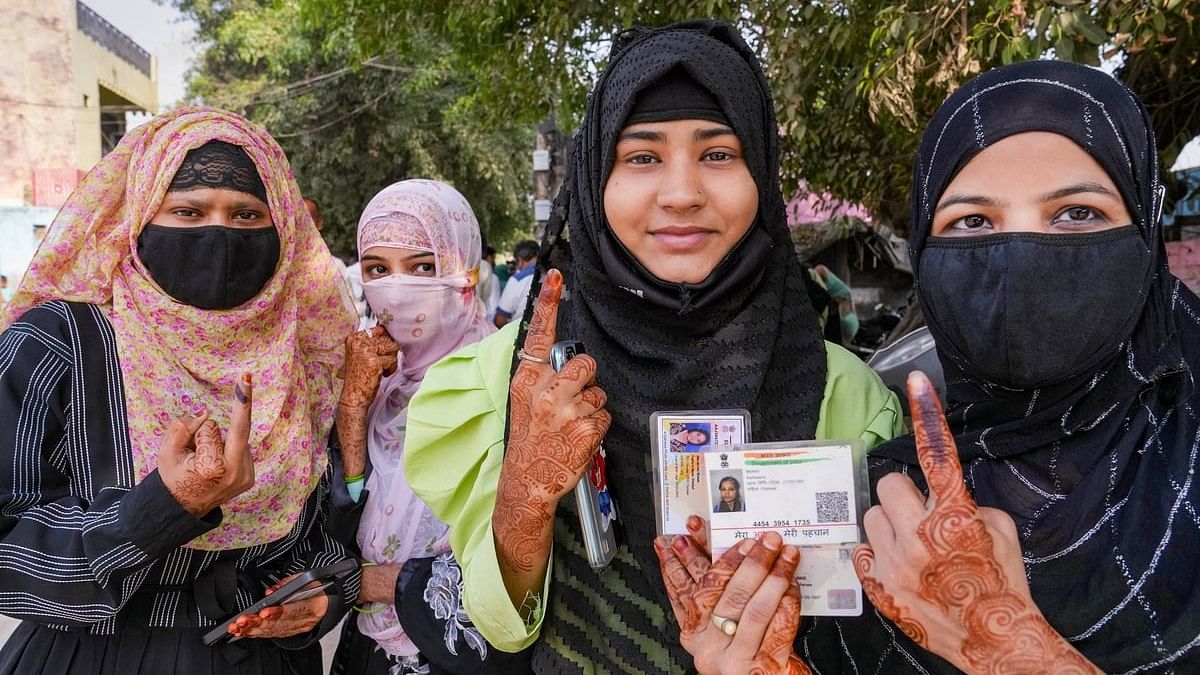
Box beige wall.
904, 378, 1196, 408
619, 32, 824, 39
72, 27, 157, 170
0, 0, 157, 204
0, 0, 77, 204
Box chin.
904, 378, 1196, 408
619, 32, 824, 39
645, 259, 717, 285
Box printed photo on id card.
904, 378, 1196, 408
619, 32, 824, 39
649, 410, 750, 536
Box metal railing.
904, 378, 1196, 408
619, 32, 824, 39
75, 1, 152, 77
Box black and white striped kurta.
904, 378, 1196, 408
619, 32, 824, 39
0, 301, 359, 637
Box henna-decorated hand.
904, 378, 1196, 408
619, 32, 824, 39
853, 371, 1101, 675
158, 374, 255, 518
227, 574, 329, 640
492, 268, 612, 608
339, 326, 399, 409
336, 326, 400, 478
655, 530, 812, 675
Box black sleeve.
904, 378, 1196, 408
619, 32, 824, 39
265, 465, 363, 649
0, 304, 217, 628
396, 553, 534, 674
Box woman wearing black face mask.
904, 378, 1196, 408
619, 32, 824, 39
0, 108, 358, 674
819, 60, 1200, 674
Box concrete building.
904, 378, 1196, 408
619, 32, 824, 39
0, 0, 157, 288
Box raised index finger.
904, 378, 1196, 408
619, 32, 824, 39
906, 370, 973, 512
521, 268, 563, 360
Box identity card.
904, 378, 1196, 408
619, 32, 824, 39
703, 441, 868, 617
649, 410, 751, 536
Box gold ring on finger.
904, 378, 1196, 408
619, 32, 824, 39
517, 348, 550, 365
711, 612, 738, 636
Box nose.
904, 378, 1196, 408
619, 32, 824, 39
656, 157, 705, 213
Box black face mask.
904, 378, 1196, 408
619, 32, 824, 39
137, 224, 281, 310
919, 226, 1151, 389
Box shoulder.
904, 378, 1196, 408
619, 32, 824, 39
406, 323, 517, 492
3, 301, 107, 358
817, 341, 905, 447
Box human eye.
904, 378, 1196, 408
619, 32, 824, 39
948, 214, 992, 233
703, 150, 735, 162
172, 208, 201, 218
626, 153, 659, 165
366, 264, 390, 279
233, 210, 262, 220
1052, 206, 1107, 229
411, 262, 436, 276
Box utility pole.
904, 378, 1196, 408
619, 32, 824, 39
532, 114, 566, 241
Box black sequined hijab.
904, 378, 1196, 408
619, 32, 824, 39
848, 60, 1200, 674
512, 20, 828, 673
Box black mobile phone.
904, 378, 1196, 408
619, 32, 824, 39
202, 558, 358, 646
549, 340, 618, 570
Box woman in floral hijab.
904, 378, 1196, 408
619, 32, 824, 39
0, 107, 357, 674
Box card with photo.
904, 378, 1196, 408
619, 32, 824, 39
703, 441, 868, 617
649, 410, 751, 536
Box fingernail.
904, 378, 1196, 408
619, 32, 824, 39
686, 515, 702, 530
737, 539, 755, 554
546, 269, 562, 289
781, 546, 799, 563
672, 536, 689, 552
235, 374, 251, 404
653, 536, 669, 551
762, 532, 781, 551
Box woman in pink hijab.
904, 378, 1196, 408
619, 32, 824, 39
329, 180, 529, 675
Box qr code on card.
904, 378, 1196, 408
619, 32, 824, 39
815, 491, 850, 523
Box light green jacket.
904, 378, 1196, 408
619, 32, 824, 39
405, 322, 904, 653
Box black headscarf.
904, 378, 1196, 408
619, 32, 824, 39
830, 60, 1200, 674
511, 20, 828, 673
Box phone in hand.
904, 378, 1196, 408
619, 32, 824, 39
549, 340, 618, 570
202, 558, 358, 646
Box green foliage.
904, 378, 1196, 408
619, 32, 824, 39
299, 0, 1199, 234
162, 0, 534, 257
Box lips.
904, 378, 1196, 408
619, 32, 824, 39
650, 225, 716, 252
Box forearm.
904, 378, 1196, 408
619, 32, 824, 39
492, 475, 555, 616
335, 403, 369, 479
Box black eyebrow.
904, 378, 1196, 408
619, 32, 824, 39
400, 250, 435, 261
934, 194, 1005, 213
694, 126, 736, 141
1039, 181, 1119, 202
360, 254, 386, 262
618, 129, 666, 143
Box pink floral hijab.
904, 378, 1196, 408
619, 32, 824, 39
354, 179, 494, 655
1, 107, 356, 550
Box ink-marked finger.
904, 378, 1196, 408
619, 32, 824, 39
520, 268, 562, 360
906, 371, 973, 512
227, 373, 252, 455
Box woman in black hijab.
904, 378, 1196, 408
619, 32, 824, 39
828, 59, 1200, 673
403, 19, 903, 675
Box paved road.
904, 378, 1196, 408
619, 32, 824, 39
0, 614, 344, 673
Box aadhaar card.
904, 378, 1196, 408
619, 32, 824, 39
650, 411, 750, 536
704, 442, 867, 617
